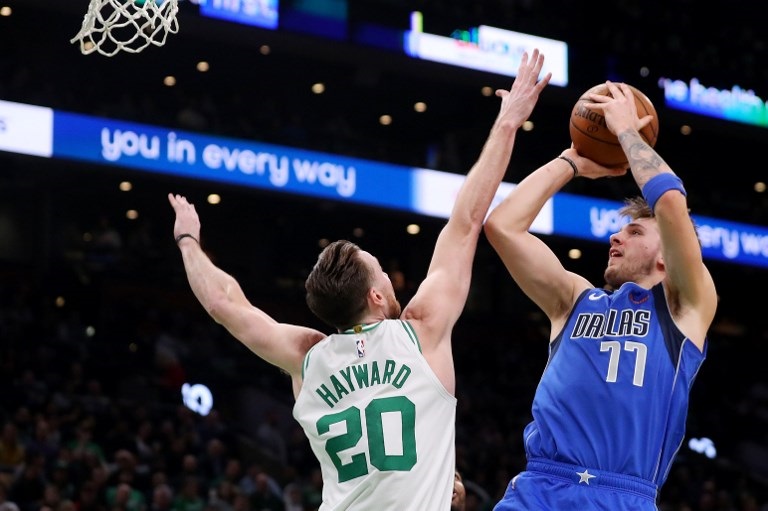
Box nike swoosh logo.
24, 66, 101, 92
588, 293, 602, 301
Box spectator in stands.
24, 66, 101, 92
148, 483, 173, 511
0, 480, 20, 511
171, 477, 203, 511
0, 423, 26, 474
8, 452, 47, 511
452, 471, 466, 511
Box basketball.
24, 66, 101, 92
569, 83, 659, 167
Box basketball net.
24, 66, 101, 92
70, 0, 179, 57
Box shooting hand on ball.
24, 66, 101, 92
585, 81, 655, 136
561, 146, 628, 180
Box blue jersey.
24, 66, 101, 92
523, 282, 707, 487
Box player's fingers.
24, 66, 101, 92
604, 80, 627, 100
585, 93, 610, 104
532, 50, 544, 73
618, 82, 633, 98
526, 49, 541, 73
520, 50, 529, 67
537, 72, 552, 89
611, 167, 629, 177
638, 115, 654, 128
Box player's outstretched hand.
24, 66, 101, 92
494, 48, 552, 130
168, 193, 201, 243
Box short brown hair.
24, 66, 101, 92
619, 196, 653, 220
619, 195, 700, 244
305, 240, 372, 330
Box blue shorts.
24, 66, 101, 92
493, 459, 659, 511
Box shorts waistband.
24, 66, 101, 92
526, 459, 658, 500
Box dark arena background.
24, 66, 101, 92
2, 1, 767, 510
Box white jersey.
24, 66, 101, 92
293, 320, 456, 511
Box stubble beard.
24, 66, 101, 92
387, 294, 402, 319
604, 257, 653, 289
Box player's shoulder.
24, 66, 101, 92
374, 319, 420, 343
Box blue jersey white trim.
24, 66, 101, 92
523, 282, 707, 486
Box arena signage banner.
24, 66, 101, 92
1, 99, 766, 268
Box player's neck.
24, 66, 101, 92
340, 310, 389, 333
341, 320, 385, 334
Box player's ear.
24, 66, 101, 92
368, 286, 384, 305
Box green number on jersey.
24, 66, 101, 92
317, 396, 417, 483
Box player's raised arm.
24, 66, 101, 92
403, 50, 550, 350
168, 193, 325, 380
586, 81, 717, 348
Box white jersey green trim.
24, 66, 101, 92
399, 319, 421, 353
293, 318, 456, 510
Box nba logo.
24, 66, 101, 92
355, 339, 365, 358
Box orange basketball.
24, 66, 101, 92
569, 83, 659, 167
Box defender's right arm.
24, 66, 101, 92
168, 193, 325, 380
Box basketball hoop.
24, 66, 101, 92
70, 0, 179, 57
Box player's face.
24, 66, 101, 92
452, 471, 466, 511
604, 218, 662, 288
360, 251, 402, 319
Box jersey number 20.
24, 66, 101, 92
317, 395, 417, 483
